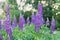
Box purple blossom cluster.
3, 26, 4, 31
4, 17, 12, 40
19, 14, 25, 30
33, 2, 45, 32
31, 2, 55, 33
50, 16, 56, 33
0, 34, 2, 40
0, 1, 56, 40
31, 12, 35, 24
12, 15, 17, 28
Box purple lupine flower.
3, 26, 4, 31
0, 34, 2, 40
0, 19, 2, 29
34, 11, 44, 32
6, 15, 10, 25
34, 1, 43, 32
34, 12, 41, 32
4, 17, 10, 30
8, 29, 12, 40
19, 14, 25, 30
36, 12, 44, 25
31, 12, 35, 24
4, 17, 12, 40
36, 12, 40, 19
38, 1, 42, 16
46, 17, 50, 26
37, 1, 44, 24
5, 3, 10, 17
12, 15, 17, 28
5, 3, 10, 23
34, 18, 40, 32
27, 17, 30, 24
50, 16, 56, 33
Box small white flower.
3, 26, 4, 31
52, 3, 60, 10
32, 8, 37, 12
20, 2, 25, 7
41, 1, 48, 7
31, 0, 34, 3
18, 6, 23, 10
0, 0, 6, 2
0, 9, 3, 15
41, 1, 46, 4
45, 3, 48, 6
53, 31, 56, 34
56, 12, 60, 15
52, 9, 54, 11
16, 0, 20, 6
54, 5, 59, 9
55, 3, 60, 6
23, 4, 33, 12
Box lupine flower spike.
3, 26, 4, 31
38, 1, 44, 25
19, 14, 25, 30
34, 12, 40, 32
50, 16, 56, 33
31, 12, 35, 24
12, 15, 17, 28
5, 3, 10, 24
34, 1, 43, 32
4, 17, 12, 40
38, 1, 42, 16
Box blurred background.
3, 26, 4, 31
0, 0, 60, 30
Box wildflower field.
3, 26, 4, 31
0, 0, 60, 40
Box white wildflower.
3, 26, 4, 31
0, 9, 3, 15
56, 12, 60, 15
23, 4, 33, 12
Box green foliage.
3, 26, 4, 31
10, 8, 20, 23
8, 0, 19, 23
0, 24, 60, 40
8, 0, 17, 5
0, 29, 8, 40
